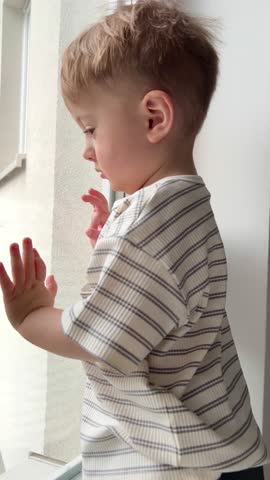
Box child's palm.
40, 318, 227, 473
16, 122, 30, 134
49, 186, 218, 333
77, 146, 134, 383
81, 189, 110, 247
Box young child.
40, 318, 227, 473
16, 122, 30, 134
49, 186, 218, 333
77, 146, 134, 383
0, 1, 269, 479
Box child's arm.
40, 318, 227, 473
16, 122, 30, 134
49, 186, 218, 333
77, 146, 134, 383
19, 306, 99, 363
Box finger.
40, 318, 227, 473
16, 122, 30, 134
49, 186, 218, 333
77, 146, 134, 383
81, 199, 109, 230
10, 243, 25, 290
22, 238, 35, 289
85, 227, 100, 243
81, 194, 109, 213
0, 262, 15, 299
88, 188, 107, 202
89, 189, 110, 209
86, 232, 98, 248
88, 212, 108, 231
33, 248, 46, 282
45, 275, 58, 299
83, 189, 109, 208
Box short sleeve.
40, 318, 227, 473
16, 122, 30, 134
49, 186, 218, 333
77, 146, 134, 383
61, 236, 187, 375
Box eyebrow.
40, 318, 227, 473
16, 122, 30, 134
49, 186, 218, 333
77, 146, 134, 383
76, 113, 95, 122
75, 115, 95, 130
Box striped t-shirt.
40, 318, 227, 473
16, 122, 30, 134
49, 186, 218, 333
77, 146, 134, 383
61, 175, 269, 480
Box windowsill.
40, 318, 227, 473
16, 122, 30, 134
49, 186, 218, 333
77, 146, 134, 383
0, 153, 26, 182
0, 452, 82, 480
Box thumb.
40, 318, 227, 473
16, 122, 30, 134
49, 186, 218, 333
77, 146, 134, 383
45, 274, 58, 299
86, 227, 100, 242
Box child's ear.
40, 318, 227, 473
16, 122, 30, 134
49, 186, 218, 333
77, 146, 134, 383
142, 90, 174, 143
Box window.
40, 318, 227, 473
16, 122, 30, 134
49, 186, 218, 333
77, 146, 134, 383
0, 0, 30, 182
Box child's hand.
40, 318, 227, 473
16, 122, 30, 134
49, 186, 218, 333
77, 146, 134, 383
0, 238, 58, 331
81, 188, 110, 248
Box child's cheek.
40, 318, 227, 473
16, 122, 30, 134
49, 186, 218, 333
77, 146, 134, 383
95, 143, 110, 173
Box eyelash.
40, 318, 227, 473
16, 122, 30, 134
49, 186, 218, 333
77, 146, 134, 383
83, 128, 95, 136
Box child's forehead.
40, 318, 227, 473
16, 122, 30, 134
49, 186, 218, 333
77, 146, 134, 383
64, 91, 97, 120
70, 89, 133, 117
75, 111, 96, 123
75, 113, 95, 129
68, 87, 109, 114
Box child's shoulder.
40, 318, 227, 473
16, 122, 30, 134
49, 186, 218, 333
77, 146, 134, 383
100, 175, 210, 242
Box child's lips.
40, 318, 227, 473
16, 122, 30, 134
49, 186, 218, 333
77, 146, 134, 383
96, 169, 107, 179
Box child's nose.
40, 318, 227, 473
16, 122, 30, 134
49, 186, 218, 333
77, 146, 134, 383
82, 144, 95, 162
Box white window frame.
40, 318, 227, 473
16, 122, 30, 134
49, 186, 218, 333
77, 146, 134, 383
101, 0, 127, 208
19, 0, 30, 156
0, 0, 30, 183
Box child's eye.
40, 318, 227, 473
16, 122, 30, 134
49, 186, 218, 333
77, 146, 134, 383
83, 128, 95, 136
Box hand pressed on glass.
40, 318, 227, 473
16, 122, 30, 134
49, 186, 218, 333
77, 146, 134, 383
0, 238, 58, 331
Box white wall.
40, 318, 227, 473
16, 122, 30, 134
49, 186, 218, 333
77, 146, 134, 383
182, 0, 270, 474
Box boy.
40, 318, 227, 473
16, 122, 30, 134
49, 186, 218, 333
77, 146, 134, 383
0, 1, 269, 479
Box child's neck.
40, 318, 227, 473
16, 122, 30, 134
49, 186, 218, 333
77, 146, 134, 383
143, 149, 198, 189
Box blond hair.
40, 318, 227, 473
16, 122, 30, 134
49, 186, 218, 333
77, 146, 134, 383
61, 0, 219, 135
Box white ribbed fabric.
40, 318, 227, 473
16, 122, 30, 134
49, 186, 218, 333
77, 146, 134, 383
61, 175, 269, 479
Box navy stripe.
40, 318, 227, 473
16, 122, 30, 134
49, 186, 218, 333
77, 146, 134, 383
128, 182, 204, 238
171, 228, 219, 273
151, 341, 217, 357
83, 447, 134, 458
88, 267, 180, 324
132, 409, 253, 457
138, 194, 211, 249
83, 289, 175, 337
69, 307, 140, 366
88, 245, 184, 303
156, 211, 214, 259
